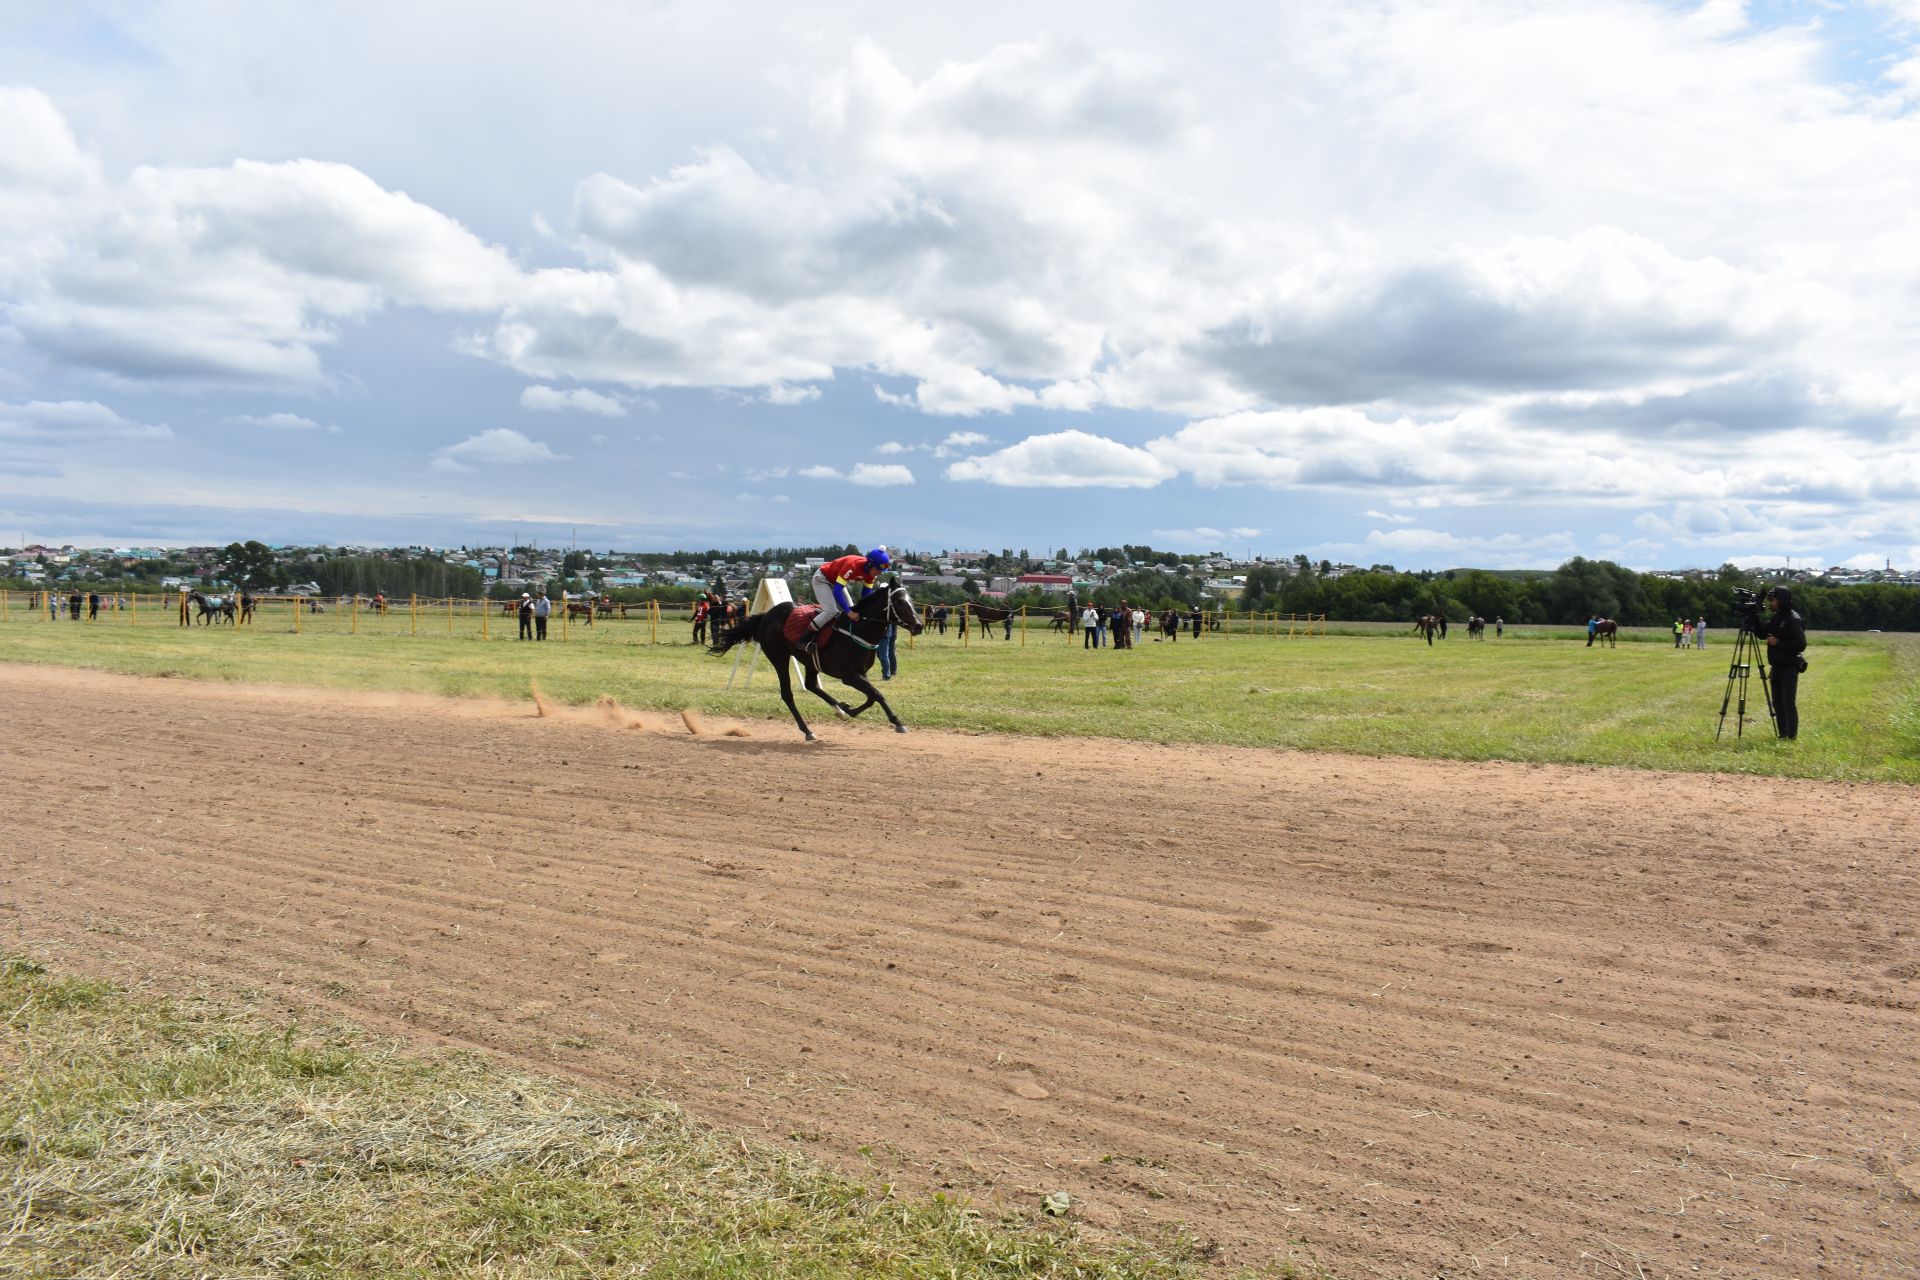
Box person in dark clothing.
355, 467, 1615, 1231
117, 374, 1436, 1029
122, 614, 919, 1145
1190, 606, 1202, 639
1757, 585, 1807, 739
1065, 590, 1079, 635
517, 593, 534, 640
87, 591, 100, 620
69, 591, 83, 621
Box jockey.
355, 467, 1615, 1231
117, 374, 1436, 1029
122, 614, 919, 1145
806, 545, 891, 655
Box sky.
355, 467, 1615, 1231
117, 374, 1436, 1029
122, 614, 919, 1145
2, 0, 1919, 570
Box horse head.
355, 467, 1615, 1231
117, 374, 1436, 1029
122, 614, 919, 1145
884, 579, 924, 635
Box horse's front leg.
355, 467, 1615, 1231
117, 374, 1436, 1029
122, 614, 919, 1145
838, 671, 906, 732
801, 664, 855, 718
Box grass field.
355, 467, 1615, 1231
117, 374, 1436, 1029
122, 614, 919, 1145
2, 611, 1915, 781
2, 955, 1253, 1280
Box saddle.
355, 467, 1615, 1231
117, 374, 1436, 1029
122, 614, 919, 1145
783, 605, 837, 649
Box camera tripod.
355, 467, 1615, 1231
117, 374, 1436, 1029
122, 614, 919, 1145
1714, 622, 1776, 740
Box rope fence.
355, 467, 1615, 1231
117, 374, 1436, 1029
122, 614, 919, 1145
0, 589, 1324, 647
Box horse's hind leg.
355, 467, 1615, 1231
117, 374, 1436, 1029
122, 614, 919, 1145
801, 665, 854, 718
772, 654, 815, 740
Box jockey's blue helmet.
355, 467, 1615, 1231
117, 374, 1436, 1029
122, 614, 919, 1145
866, 545, 891, 568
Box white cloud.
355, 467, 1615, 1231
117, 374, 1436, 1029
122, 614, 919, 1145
931, 430, 993, 458
795, 462, 915, 485
0, 89, 517, 389
226, 412, 341, 433
947, 429, 1175, 488
1363, 509, 1415, 524
0, 399, 172, 443
849, 462, 914, 486
874, 440, 910, 454
589, 433, 607, 445
430, 427, 567, 473
762, 382, 823, 405
519, 385, 627, 416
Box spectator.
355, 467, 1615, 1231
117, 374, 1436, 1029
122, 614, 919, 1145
48, 592, 57, 621
932, 604, 949, 635
880, 616, 899, 680
69, 590, 82, 621
1190, 605, 1202, 639
1495, 616, 1504, 638
1673, 617, 1685, 649
1065, 589, 1079, 634
1112, 601, 1132, 650
517, 593, 534, 640
87, 591, 100, 620
1081, 603, 1100, 649
1695, 616, 1707, 649
533, 591, 551, 640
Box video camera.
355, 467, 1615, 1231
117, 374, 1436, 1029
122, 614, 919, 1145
1729, 586, 1764, 632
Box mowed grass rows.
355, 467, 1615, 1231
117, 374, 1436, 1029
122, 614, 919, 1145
2, 615, 1915, 780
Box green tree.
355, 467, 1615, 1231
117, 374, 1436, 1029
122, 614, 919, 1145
216, 540, 278, 589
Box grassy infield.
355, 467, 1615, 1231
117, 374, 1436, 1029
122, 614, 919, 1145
4, 619, 1916, 1277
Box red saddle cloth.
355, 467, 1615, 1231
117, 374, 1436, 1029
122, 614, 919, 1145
783, 605, 835, 647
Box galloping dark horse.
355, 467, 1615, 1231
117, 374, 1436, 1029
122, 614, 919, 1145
1588, 618, 1619, 648
709, 580, 925, 740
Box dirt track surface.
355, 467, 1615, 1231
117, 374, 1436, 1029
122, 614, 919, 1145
4, 663, 1917, 1278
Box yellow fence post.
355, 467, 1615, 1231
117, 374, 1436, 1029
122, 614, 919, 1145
650, 599, 659, 645
481, 597, 490, 641
962, 604, 970, 648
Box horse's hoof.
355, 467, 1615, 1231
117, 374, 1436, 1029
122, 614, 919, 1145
834, 707, 850, 719
804, 732, 816, 742
894, 723, 908, 734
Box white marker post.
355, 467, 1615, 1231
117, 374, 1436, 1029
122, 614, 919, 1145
725, 576, 807, 690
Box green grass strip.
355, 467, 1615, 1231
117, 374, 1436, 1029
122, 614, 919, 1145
2, 620, 1915, 781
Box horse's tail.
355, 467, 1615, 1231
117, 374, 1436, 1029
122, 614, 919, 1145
708, 609, 767, 656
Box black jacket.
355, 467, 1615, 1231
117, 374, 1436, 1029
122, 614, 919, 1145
1758, 607, 1806, 661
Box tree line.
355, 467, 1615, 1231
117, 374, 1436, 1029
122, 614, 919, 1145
1238, 558, 1919, 632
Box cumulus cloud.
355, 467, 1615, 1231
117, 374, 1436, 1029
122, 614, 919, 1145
0, 88, 517, 389
947, 429, 1175, 488
226, 412, 341, 433
430, 428, 567, 473
519, 385, 627, 416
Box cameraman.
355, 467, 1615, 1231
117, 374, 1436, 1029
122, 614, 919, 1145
1757, 586, 1807, 739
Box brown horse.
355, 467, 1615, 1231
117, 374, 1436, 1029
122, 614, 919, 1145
1588, 618, 1618, 648
566, 601, 594, 626
961, 601, 1016, 639
1413, 614, 1441, 646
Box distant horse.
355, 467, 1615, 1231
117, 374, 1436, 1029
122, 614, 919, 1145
709, 580, 924, 740
566, 601, 594, 626
189, 590, 235, 626
1412, 614, 1441, 646
962, 601, 1016, 639
1588, 618, 1618, 648
1467, 616, 1485, 639
1049, 610, 1071, 633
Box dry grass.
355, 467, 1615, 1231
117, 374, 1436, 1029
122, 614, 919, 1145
0, 956, 1316, 1280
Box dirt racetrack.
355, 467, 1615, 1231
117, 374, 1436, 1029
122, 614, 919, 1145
4, 663, 1917, 1278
